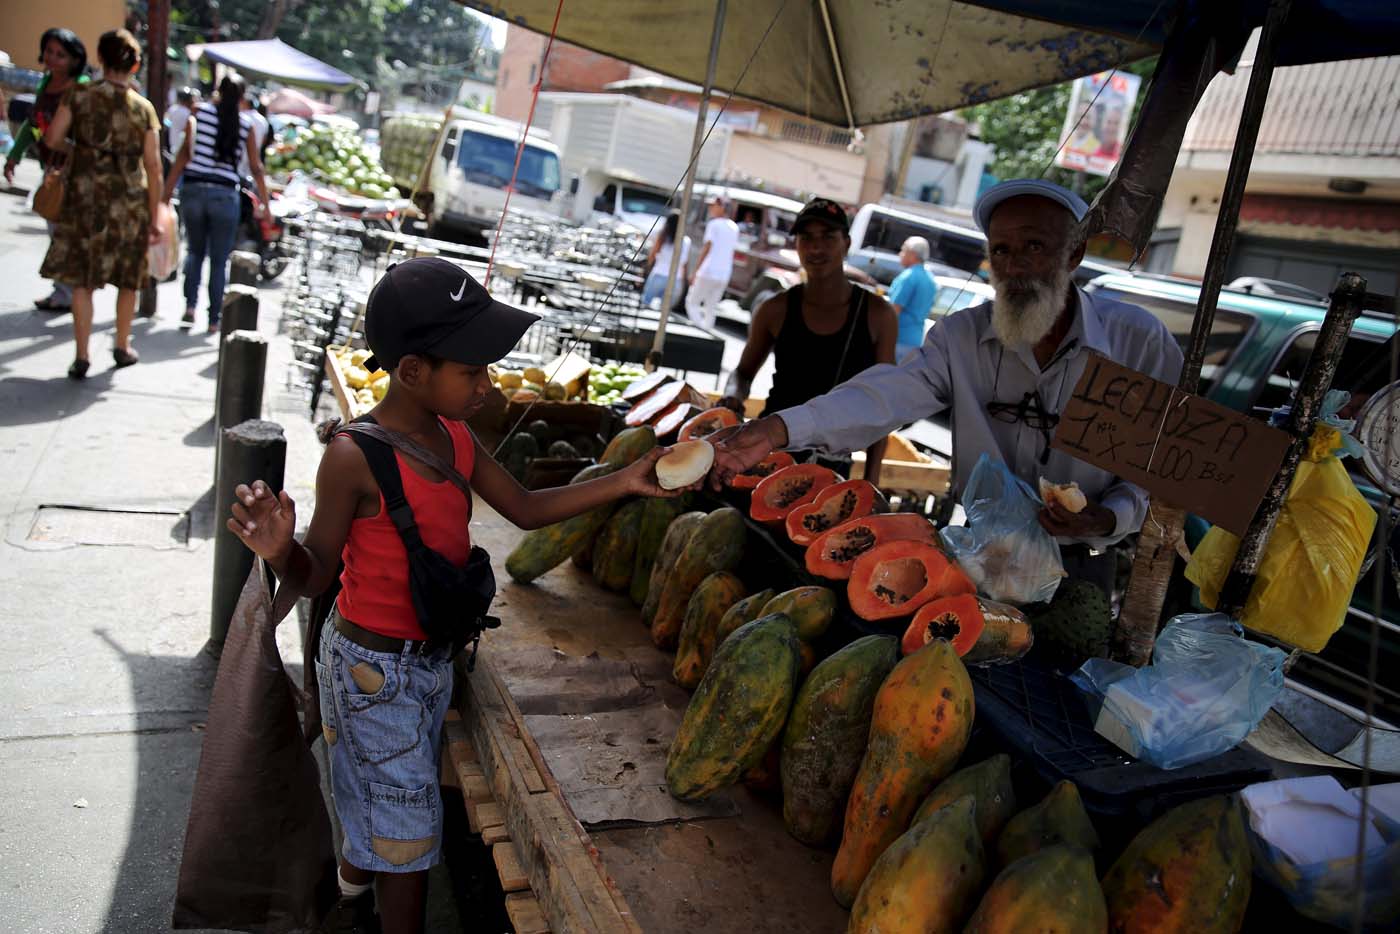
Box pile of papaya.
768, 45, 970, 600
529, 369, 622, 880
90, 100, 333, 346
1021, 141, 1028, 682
505, 418, 1262, 934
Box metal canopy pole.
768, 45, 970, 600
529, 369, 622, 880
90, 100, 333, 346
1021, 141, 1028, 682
1114, 0, 1291, 665
1179, 0, 1291, 394
650, 0, 726, 368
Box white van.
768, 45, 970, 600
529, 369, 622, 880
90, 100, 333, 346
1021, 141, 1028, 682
846, 202, 989, 286
385, 109, 562, 238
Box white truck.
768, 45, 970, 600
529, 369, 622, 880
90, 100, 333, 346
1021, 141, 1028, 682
379, 108, 563, 239
534, 93, 732, 231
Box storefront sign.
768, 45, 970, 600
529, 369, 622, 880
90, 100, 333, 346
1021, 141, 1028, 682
1052, 354, 1290, 536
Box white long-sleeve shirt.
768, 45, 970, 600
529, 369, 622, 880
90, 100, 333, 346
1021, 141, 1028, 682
776, 285, 1185, 549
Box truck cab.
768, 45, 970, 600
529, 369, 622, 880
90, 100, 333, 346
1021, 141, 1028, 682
394, 109, 562, 239
583, 178, 672, 230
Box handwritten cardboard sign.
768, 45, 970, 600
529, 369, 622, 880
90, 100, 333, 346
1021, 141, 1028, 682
1052, 353, 1290, 536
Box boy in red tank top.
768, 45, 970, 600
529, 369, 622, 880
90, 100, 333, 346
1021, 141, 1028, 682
228, 258, 696, 934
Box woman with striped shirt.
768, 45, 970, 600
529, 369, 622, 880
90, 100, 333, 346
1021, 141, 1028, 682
162, 73, 270, 332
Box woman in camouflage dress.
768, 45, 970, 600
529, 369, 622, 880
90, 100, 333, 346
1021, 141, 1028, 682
40, 29, 164, 380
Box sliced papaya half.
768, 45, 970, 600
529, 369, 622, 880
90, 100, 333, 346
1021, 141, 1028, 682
784, 479, 885, 546
804, 512, 939, 580
729, 451, 797, 490
904, 595, 1035, 663
678, 406, 741, 443
847, 540, 975, 621
749, 463, 838, 525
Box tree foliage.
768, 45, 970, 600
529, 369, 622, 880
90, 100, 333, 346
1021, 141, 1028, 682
964, 58, 1157, 201
169, 0, 492, 93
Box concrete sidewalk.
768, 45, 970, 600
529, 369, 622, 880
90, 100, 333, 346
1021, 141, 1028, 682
0, 163, 469, 932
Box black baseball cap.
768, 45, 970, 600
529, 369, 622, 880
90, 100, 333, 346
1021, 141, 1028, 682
363, 258, 540, 371
792, 197, 849, 235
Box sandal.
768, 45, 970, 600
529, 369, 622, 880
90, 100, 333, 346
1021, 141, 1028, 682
180, 308, 195, 330
35, 297, 72, 312
113, 347, 140, 369
207, 323, 221, 335
67, 358, 90, 380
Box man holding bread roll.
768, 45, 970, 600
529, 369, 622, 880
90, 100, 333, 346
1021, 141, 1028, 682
711, 180, 1183, 595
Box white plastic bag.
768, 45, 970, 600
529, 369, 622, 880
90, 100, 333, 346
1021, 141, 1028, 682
940, 453, 1065, 604
1071, 613, 1285, 769
147, 202, 181, 281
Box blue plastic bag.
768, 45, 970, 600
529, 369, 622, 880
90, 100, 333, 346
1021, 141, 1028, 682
940, 453, 1064, 605
1071, 613, 1286, 769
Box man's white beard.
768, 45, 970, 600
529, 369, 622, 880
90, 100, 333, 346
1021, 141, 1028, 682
989, 265, 1072, 348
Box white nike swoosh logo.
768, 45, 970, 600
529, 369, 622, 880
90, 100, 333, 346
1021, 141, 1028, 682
449, 280, 467, 302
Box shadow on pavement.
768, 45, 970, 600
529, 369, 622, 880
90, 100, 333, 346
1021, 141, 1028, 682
183, 417, 215, 449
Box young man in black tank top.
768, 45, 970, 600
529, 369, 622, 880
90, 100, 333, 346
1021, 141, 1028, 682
719, 198, 897, 484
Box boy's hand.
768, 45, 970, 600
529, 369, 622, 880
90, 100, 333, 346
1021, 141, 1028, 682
619, 446, 706, 498
227, 480, 297, 563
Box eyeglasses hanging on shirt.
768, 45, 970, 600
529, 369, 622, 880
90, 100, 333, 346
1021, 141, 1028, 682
986, 390, 1061, 465
985, 345, 1073, 466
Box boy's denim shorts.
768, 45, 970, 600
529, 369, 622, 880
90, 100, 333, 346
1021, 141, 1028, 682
316, 615, 455, 874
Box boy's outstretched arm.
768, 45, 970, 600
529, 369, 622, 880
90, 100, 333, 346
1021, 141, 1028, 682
471, 436, 698, 530
227, 436, 368, 598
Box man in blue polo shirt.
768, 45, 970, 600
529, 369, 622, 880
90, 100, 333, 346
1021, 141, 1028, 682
889, 236, 938, 361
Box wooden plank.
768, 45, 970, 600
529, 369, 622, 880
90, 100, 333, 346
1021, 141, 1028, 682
468, 800, 504, 835
504, 892, 551, 934
458, 655, 642, 934
482, 823, 512, 846
493, 842, 530, 892
323, 352, 363, 422
848, 451, 950, 492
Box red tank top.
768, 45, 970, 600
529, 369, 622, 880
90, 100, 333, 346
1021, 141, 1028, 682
336, 418, 476, 640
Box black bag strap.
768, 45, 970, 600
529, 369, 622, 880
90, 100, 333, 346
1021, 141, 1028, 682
335, 419, 473, 501
340, 428, 427, 555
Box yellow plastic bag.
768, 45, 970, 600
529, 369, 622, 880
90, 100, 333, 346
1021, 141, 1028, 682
1186, 429, 1376, 653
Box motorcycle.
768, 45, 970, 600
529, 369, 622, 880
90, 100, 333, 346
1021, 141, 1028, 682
237, 181, 312, 281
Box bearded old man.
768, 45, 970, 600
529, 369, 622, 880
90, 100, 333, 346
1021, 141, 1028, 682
710, 179, 1183, 595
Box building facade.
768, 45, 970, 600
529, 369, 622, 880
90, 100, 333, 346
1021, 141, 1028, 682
1150, 39, 1400, 296
494, 28, 630, 123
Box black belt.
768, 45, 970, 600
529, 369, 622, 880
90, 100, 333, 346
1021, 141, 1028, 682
333, 609, 434, 656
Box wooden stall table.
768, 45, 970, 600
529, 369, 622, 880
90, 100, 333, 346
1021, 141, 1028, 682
452, 500, 852, 934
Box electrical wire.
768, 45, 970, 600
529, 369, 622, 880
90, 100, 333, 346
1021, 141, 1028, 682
490, 0, 793, 457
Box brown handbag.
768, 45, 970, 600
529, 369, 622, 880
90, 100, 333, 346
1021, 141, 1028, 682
32, 156, 70, 222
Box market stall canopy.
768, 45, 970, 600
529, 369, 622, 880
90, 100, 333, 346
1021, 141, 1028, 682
264, 86, 337, 119
457, 0, 1400, 128
184, 39, 360, 92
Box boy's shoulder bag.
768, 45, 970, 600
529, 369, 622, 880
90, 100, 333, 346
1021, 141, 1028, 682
337, 417, 499, 667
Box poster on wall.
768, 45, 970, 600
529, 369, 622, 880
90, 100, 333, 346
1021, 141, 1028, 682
1053, 71, 1142, 177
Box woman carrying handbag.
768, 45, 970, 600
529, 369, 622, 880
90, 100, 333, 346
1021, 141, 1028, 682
4, 27, 89, 312
38, 29, 164, 379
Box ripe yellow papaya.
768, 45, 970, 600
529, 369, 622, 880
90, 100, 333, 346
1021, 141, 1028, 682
673, 571, 747, 689
830, 640, 974, 907
911, 753, 1016, 847
996, 780, 1099, 868
1101, 795, 1251, 934
965, 843, 1107, 933
847, 795, 984, 933
665, 614, 802, 801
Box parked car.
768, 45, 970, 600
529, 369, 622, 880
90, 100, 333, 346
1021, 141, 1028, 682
1084, 272, 1399, 724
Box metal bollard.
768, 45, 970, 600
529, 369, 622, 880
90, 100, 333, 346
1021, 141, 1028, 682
215, 286, 259, 414
220, 285, 259, 340
229, 250, 261, 287
214, 330, 268, 484
210, 419, 286, 649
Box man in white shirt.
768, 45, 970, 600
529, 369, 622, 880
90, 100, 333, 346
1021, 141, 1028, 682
686, 197, 738, 329
238, 93, 269, 177
710, 179, 1184, 593
166, 88, 197, 163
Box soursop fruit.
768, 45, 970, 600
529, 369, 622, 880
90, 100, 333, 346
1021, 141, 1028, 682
1029, 579, 1112, 660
